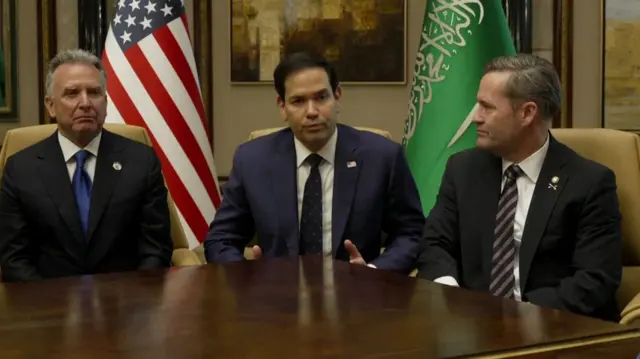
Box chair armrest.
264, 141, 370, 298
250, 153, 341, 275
621, 292, 640, 326
172, 248, 203, 266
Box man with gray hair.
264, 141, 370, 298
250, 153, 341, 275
417, 53, 622, 321
0, 48, 173, 281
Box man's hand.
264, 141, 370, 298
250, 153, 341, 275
251, 245, 262, 260
344, 240, 367, 266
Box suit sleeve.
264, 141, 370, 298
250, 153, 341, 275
0, 156, 42, 282
524, 169, 622, 317
416, 155, 461, 281
370, 144, 425, 273
138, 149, 173, 269
203, 147, 255, 262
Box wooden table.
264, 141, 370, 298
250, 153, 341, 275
0, 256, 636, 358
515, 337, 640, 358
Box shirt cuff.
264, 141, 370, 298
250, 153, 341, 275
434, 276, 459, 287
367, 263, 377, 269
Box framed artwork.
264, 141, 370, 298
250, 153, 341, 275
603, 0, 640, 130
0, 0, 16, 120
230, 0, 407, 84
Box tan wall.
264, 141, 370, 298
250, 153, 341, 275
56, 0, 78, 51
573, 0, 604, 128
532, 0, 554, 62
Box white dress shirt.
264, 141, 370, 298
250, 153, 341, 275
294, 129, 337, 257
435, 136, 550, 301
58, 131, 102, 182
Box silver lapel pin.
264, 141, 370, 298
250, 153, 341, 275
548, 176, 559, 190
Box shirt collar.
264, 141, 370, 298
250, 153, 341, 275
294, 127, 338, 168
502, 134, 549, 183
58, 130, 102, 163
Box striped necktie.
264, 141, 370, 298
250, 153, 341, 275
490, 164, 524, 298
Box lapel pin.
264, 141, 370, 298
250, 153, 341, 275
347, 161, 356, 168
548, 176, 559, 190
112, 162, 122, 171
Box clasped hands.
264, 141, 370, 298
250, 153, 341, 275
248, 239, 371, 267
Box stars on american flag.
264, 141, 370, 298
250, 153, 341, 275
125, 14, 136, 27
110, 0, 185, 51
144, 1, 157, 13
129, 0, 141, 11
161, 3, 173, 17
120, 31, 132, 43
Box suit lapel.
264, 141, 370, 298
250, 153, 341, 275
519, 136, 568, 291
37, 133, 87, 245
331, 126, 360, 256
86, 130, 124, 241
478, 153, 503, 289
270, 130, 299, 256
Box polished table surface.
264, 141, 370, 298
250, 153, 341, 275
517, 337, 640, 358
0, 256, 637, 359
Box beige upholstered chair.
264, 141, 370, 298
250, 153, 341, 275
551, 128, 640, 325
247, 126, 392, 141
0, 123, 202, 267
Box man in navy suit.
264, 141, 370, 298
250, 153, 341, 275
204, 52, 424, 273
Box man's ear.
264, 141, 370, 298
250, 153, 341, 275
334, 86, 342, 113
277, 96, 287, 122
334, 85, 342, 101
520, 101, 538, 127
44, 96, 56, 118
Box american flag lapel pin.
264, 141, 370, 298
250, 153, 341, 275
347, 161, 356, 168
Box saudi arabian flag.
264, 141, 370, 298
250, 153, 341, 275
402, 0, 516, 214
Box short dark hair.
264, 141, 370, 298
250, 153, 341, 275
484, 53, 561, 120
273, 52, 339, 99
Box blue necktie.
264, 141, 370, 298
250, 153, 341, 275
72, 150, 92, 233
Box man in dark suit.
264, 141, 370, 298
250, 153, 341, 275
205, 52, 424, 273
417, 54, 622, 321
0, 49, 173, 282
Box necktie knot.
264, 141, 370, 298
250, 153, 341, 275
505, 164, 524, 181
306, 153, 323, 169
75, 150, 90, 168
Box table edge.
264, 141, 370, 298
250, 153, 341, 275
463, 329, 640, 359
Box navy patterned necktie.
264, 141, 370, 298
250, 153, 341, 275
490, 164, 524, 298
300, 153, 323, 255
72, 150, 92, 233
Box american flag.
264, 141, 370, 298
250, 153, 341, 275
102, 0, 221, 249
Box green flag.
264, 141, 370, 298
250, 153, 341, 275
402, 0, 516, 214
